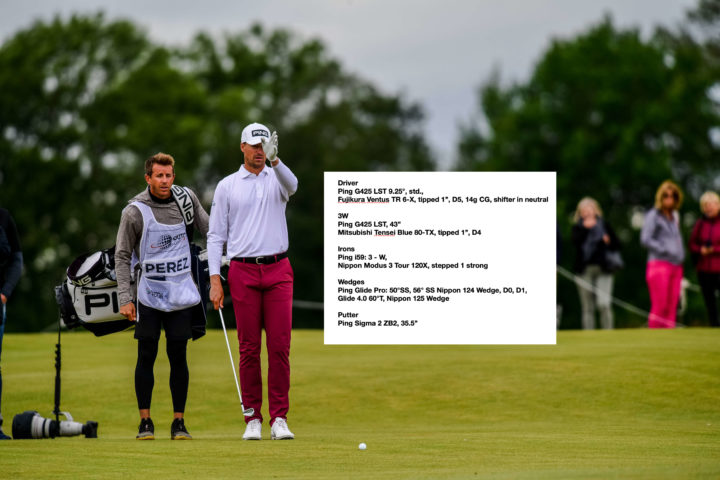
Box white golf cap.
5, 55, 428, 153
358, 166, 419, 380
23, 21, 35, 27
241, 123, 270, 145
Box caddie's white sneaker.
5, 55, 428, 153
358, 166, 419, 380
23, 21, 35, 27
270, 418, 294, 440
242, 419, 262, 440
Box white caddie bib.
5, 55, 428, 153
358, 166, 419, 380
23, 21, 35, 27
133, 202, 200, 312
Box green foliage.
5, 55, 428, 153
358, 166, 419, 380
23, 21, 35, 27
457, 15, 720, 328
0, 14, 433, 331
0, 13, 153, 330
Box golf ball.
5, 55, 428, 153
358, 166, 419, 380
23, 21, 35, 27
358, 442, 367, 450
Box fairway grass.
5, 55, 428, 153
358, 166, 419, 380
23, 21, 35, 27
0, 328, 718, 479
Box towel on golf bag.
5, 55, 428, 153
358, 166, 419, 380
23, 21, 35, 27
55, 245, 209, 338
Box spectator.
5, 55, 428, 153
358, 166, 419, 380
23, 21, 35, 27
640, 180, 685, 328
557, 224, 563, 327
571, 197, 621, 329
689, 191, 720, 327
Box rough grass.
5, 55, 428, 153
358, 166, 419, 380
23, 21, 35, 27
1, 328, 718, 479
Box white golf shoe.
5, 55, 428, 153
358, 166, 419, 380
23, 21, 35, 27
242, 419, 262, 440
270, 418, 294, 440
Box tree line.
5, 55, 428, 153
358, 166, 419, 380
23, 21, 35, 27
458, 0, 720, 327
1, 1, 718, 330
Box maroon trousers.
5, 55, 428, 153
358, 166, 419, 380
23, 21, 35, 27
228, 258, 293, 425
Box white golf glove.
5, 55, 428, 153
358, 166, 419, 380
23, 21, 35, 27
262, 131, 278, 164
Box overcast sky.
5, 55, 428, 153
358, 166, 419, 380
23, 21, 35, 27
0, 0, 697, 167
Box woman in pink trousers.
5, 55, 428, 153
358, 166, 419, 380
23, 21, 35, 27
640, 180, 685, 328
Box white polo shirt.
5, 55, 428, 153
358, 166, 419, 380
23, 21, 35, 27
207, 161, 298, 276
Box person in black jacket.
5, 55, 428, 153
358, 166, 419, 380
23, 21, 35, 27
0, 208, 23, 439
571, 197, 621, 329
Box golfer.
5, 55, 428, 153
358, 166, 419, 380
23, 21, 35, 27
208, 122, 298, 440
116, 153, 209, 440
0, 208, 23, 440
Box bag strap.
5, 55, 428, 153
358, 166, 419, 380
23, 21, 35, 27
171, 185, 195, 242
171, 185, 194, 226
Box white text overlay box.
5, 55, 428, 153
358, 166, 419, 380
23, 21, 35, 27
324, 172, 556, 345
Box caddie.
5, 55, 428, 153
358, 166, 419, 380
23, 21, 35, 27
116, 153, 209, 440
208, 123, 298, 440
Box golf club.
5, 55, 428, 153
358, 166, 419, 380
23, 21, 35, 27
218, 308, 254, 417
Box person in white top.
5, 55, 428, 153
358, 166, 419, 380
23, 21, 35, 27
207, 123, 298, 440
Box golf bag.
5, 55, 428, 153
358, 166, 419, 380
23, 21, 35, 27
55, 244, 210, 337
55, 246, 134, 336
54, 185, 209, 337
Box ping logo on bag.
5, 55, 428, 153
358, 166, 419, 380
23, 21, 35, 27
73, 275, 93, 287
84, 291, 120, 316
